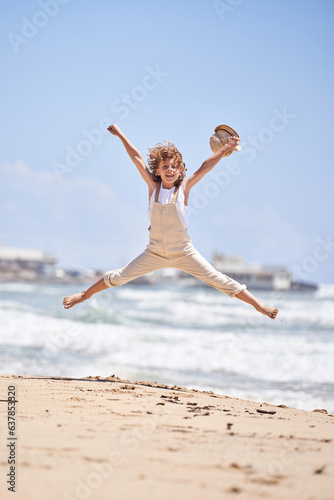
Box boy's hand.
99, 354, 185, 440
107, 124, 122, 136
225, 136, 240, 151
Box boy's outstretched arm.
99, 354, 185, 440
108, 124, 155, 190
183, 136, 240, 197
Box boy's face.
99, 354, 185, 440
156, 158, 180, 188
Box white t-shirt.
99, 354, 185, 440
148, 184, 187, 229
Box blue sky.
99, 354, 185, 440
1, 0, 334, 284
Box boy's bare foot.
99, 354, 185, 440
235, 290, 279, 319
257, 303, 279, 319
63, 290, 88, 309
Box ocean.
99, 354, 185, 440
1, 281, 333, 414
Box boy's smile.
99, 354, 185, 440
156, 158, 180, 189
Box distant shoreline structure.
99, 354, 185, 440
0, 246, 101, 285
210, 252, 318, 292
0, 246, 318, 291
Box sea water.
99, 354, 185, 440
0, 281, 333, 413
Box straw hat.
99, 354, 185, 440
210, 124, 241, 156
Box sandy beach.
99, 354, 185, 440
0, 374, 333, 500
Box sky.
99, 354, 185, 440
1, 0, 334, 284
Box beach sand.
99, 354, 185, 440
0, 374, 333, 500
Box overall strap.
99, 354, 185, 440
155, 181, 161, 202
171, 184, 180, 204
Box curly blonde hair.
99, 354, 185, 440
147, 141, 187, 185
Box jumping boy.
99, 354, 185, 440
63, 124, 279, 319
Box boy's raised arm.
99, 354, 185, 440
108, 124, 155, 189
183, 136, 240, 196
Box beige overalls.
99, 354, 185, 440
104, 182, 246, 297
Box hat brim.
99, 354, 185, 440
214, 124, 239, 137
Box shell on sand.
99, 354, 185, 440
210, 125, 241, 156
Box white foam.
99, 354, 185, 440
315, 283, 334, 300
0, 283, 62, 295
1, 283, 334, 414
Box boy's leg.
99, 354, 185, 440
63, 278, 108, 309
173, 248, 279, 319
63, 250, 168, 309
234, 289, 279, 319
173, 248, 246, 297
103, 250, 168, 287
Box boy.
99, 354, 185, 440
63, 125, 278, 320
